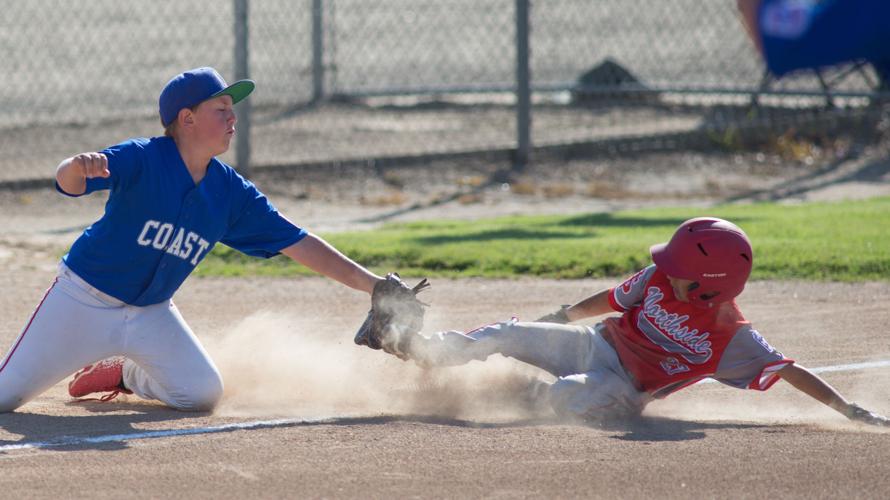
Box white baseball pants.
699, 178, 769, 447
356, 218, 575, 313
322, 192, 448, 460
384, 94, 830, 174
0, 263, 223, 412
410, 319, 652, 419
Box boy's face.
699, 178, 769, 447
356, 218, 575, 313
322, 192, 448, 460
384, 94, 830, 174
191, 95, 236, 156
667, 275, 697, 303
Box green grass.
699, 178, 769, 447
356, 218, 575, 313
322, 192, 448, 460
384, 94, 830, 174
194, 197, 890, 282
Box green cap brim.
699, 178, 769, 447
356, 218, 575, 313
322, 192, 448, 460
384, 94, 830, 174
211, 79, 255, 105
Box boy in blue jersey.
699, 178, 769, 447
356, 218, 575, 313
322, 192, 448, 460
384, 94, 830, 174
737, 0, 890, 80
0, 67, 383, 412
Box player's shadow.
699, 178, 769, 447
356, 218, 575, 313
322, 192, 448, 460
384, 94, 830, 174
602, 415, 769, 442
293, 414, 554, 430
302, 413, 768, 443
0, 401, 209, 453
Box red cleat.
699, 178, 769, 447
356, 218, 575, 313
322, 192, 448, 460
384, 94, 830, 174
68, 357, 132, 402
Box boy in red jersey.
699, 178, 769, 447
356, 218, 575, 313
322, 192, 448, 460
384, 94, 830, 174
359, 217, 888, 426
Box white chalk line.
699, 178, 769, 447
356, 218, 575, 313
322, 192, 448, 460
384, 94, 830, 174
1, 359, 889, 452
0, 416, 335, 452
809, 359, 890, 374
698, 359, 890, 384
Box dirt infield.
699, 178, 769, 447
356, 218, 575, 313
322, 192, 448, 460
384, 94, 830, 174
2, 150, 890, 498
1, 256, 890, 499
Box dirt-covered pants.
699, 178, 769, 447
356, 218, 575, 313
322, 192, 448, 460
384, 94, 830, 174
410, 319, 651, 419
0, 263, 223, 412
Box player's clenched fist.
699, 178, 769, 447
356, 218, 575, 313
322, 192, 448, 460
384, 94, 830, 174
72, 152, 110, 179
56, 152, 110, 195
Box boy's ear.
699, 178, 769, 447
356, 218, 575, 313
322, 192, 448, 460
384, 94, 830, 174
177, 108, 195, 129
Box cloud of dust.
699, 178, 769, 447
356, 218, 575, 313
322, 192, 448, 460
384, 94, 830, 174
651, 390, 819, 425
205, 312, 890, 432
205, 311, 551, 422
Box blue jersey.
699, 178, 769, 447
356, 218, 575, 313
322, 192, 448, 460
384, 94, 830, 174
58, 137, 306, 306
758, 0, 890, 76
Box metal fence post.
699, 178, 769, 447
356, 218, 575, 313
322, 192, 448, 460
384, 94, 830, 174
312, 0, 325, 102
234, 0, 252, 177
515, 0, 531, 171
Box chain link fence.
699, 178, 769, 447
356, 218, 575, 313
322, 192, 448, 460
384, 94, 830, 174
0, 0, 884, 186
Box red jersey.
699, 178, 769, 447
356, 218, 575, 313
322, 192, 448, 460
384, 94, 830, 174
606, 265, 792, 399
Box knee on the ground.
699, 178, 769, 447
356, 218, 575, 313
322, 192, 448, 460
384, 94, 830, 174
549, 374, 641, 421
548, 375, 592, 419
0, 394, 27, 413
174, 376, 224, 412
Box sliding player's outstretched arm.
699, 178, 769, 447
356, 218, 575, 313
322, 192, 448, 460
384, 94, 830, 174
778, 363, 889, 426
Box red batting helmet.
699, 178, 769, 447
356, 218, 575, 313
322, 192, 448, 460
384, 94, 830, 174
650, 217, 753, 308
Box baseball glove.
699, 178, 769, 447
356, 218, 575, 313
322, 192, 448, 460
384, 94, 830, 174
354, 273, 431, 360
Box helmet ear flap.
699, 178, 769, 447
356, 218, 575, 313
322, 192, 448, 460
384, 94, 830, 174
652, 217, 753, 308
699, 290, 720, 301
687, 282, 719, 305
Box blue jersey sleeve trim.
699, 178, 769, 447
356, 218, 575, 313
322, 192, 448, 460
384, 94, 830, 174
265, 227, 309, 257
223, 227, 308, 259
55, 176, 111, 196
55, 181, 86, 197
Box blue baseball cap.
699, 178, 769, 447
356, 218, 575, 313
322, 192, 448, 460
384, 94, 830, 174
159, 67, 255, 127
